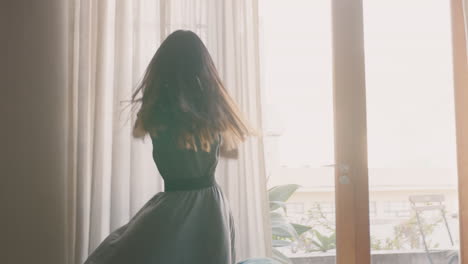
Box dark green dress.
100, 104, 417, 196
84, 130, 236, 264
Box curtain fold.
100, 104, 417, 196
67, 1, 164, 263
66, 1, 270, 263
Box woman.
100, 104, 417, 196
84, 30, 255, 264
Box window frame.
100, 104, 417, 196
331, 0, 371, 263
450, 0, 468, 262
331, 0, 468, 263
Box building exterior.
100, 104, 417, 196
264, 135, 460, 253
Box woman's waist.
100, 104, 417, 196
163, 174, 216, 192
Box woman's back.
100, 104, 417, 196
151, 129, 221, 191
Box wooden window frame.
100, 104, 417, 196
332, 0, 468, 263
451, 0, 468, 263
331, 0, 371, 263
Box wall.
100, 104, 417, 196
1, 1, 68, 264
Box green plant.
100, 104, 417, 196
311, 230, 336, 252
370, 214, 443, 251
268, 184, 312, 264
293, 203, 336, 253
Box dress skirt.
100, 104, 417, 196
84, 184, 236, 264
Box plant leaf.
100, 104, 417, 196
312, 230, 336, 252
311, 241, 325, 251
272, 240, 292, 247
268, 184, 300, 204
271, 212, 299, 239
269, 201, 286, 212
271, 221, 298, 239
291, 223, 312, 236
272, 248, 292, 264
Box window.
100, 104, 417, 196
261, 0, 463, 263
369, 201, 377, 218
363, 0, 460, 259
259, 0, 336, 260
286, 203, 305, 215
310, 202, 335, 217
383, 201, 411, 218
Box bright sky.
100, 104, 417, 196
259, 0, 457, 169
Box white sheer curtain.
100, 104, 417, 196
66, 1, 163, 263
66, 1, 271, 263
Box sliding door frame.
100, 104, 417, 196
330, 0, 468, 263
331, 0, 371, 263
451, 0, 468, 263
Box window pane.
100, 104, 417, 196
259, 0, 336, 263
363, 0, 460, 263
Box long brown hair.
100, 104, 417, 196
132, 30, 255, 152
